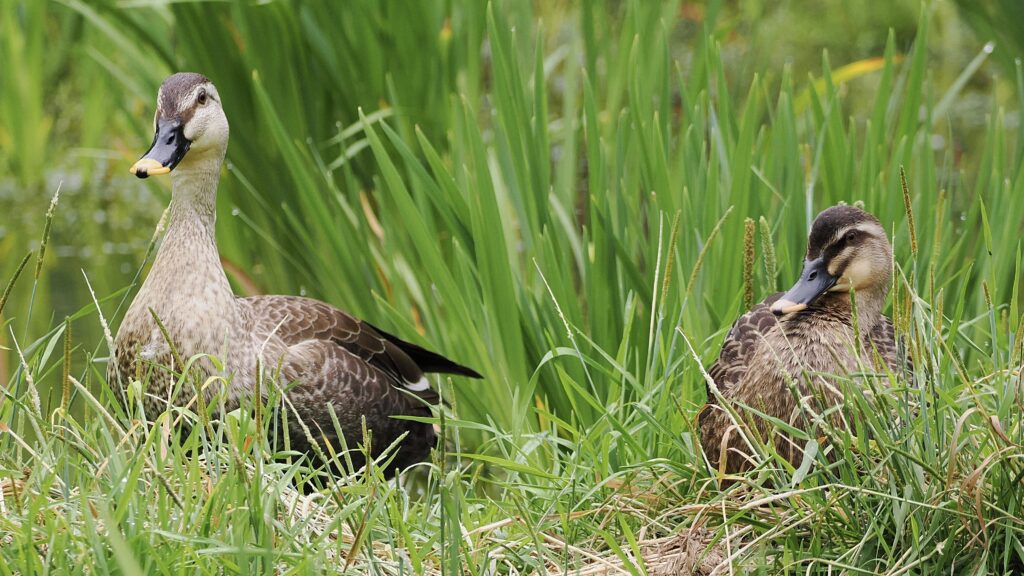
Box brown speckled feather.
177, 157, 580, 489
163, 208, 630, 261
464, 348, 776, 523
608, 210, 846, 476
706, 293, 783, 395
240, 295, 481, 472
705, 294, 905, 396
865, 316, 906, 376
700, 293, 907, 475
244, 295, 448, 404
262, 332, 438, 471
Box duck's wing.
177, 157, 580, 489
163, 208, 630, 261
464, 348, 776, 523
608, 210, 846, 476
360, 321, 482, 378
706, 293, 783, 396
277, 337, 438, 431
699, 293, 783, 473
242, 295, 479, 398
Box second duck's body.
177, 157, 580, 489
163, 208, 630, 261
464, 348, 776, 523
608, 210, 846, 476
700, 205, 902, 474
112, 72, 480, 475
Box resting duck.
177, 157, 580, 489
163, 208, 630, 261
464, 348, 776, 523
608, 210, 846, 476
111, 72, 481, 475
699, 205, 903, 475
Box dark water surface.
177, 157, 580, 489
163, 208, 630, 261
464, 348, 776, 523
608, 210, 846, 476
0, 160, 163, 395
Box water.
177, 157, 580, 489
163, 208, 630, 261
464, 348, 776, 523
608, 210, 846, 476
0, 162, 164, 391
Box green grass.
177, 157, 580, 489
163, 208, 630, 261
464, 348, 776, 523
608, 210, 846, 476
2, 0, 1024, 573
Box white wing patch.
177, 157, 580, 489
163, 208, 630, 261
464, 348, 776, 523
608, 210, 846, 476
404, 376, 431, 392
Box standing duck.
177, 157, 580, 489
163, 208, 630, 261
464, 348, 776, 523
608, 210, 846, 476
111, 72, 481, 475
699, 205, 903, 475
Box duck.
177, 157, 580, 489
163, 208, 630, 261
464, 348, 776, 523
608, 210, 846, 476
110, 72, 482, 476
699, 204, 903, 476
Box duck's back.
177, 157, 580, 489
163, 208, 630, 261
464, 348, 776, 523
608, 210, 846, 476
700, 294, 902, 473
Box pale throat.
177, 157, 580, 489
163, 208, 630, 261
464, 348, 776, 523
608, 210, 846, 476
168, 153, 223, 221
141, 152, 233, 309
826, 281, 887, 331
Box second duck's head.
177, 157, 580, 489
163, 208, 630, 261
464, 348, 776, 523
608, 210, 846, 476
771, 205, 893, 316
130, 72, 229, 179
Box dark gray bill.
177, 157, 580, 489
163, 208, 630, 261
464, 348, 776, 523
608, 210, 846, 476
770, 256, 838, 315
129, 119, 191, 178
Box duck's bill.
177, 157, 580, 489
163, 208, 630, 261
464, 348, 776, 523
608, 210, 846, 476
770, 256, 837, 316
129, 119, 191, 179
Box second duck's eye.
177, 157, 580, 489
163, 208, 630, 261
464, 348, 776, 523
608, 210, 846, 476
197, 90, 208, 105
842, 229, 861, 244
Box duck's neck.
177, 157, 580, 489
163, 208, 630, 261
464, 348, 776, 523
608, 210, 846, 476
822, 287, 886, 331
167, 167, 219, 238
142, 159, 234, 310
856, 288, 886, 327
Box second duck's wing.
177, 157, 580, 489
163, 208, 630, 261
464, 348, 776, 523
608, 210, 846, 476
699, 293, 783, 474
706, 293, 783, 395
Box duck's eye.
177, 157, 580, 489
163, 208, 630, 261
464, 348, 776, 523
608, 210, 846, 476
197, 90, 208, 106
842, 230, 861, 244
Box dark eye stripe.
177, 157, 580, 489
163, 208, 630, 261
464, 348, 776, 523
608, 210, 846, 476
821, 231, 867, 262
845, 231, 873, 246
823, 242, 843, 262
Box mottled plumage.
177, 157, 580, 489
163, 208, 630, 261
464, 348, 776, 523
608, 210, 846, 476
112, 73, 481, 476
700, 205, 905, 475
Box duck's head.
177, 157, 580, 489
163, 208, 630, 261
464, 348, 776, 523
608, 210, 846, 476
130, 73, 229, 178
771, 205, 893, 316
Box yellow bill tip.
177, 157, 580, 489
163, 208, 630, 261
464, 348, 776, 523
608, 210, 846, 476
129, 158, 171, 177
770, 299, 807, 315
